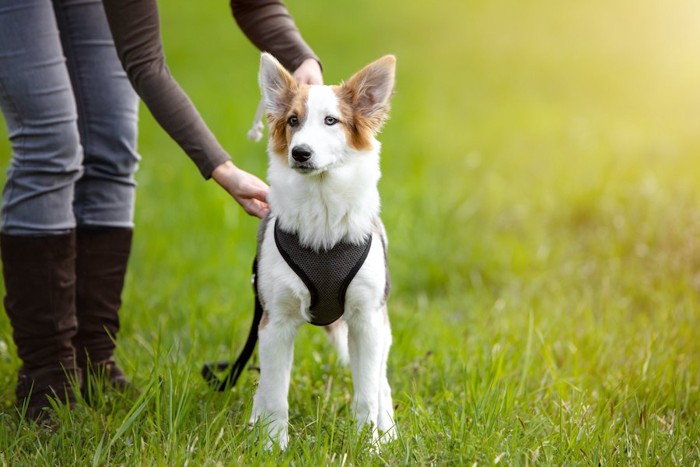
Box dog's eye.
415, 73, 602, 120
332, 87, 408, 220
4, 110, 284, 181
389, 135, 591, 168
288, 115, 299, 127
324, 116, 339, 126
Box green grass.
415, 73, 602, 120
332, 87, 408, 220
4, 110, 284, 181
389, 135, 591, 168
2, 0, 700, 464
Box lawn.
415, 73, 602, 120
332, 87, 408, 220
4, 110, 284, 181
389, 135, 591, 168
1, 0, 700, 464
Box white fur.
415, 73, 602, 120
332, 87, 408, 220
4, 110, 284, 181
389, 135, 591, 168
251, 53, 396, 450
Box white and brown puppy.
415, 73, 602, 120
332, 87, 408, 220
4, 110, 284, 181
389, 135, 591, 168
252, 53, 396, 449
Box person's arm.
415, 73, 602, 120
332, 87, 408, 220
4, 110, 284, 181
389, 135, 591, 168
231, 0, 321, 78
102, 0, 270, 217
101, 0, 321, 217
102, 0, 230, 180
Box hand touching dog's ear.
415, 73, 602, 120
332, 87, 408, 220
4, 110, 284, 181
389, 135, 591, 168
293, 58, 323, 85
259, 53, 325, 114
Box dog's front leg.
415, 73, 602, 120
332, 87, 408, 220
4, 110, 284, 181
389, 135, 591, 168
377, 306, 396, 441
347, 310, 384, 443
250, 316, 297, 450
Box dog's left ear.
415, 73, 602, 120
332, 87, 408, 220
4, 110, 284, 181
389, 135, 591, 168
259, 52, 296, 116
340, 55, 396, 130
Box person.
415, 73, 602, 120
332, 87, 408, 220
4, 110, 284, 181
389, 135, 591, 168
0, 0, 322, 420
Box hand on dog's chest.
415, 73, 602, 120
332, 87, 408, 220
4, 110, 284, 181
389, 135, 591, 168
271, 220, 373, 326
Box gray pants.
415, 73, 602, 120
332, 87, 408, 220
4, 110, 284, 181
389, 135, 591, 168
0, 0, 139, 235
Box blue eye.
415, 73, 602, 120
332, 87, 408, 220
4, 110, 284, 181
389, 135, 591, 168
324, 116, 339, 126
288, 115, 299, 127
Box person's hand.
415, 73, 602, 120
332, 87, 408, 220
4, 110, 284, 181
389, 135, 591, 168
293, 58, 323, 85
212, 161, 269, 218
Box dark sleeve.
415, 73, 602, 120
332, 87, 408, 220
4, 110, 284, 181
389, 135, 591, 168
231, 0, 321, 72
102, 0, 230, 179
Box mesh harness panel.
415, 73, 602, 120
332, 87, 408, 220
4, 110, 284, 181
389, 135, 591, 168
273, 219, 373, 326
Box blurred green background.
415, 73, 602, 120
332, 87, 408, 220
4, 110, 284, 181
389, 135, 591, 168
1, 0, 699, 319
1, 0, 700, 462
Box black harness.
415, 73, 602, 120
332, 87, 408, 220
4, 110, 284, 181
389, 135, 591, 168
273, 220, 373, 326
202, 216, 373, 390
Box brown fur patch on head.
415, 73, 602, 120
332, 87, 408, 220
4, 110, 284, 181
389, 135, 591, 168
268, 85, 310, 159
333, 85, 376, 151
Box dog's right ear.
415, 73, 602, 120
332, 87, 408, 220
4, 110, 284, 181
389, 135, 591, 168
259, 53, 296, 116
339, 55, 396, 134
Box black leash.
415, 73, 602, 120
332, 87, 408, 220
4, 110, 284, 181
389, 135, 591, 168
201, 258, 262, 391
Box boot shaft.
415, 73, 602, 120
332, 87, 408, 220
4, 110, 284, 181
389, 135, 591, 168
74, 227, 133, 366
1, 232, 78, 371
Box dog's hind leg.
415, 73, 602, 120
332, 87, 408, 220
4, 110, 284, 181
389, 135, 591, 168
377, 306, 396, 441
250, 316, 299, 450
324, 320, 349, 365
347, 309, 384, 443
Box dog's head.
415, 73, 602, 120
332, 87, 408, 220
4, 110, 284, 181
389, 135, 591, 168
259, 53, 396, 175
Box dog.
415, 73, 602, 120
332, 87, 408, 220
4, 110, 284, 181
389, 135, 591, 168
250, 52, 397, 449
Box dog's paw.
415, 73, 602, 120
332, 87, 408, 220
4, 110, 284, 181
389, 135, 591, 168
379, 424, 397, 443
250, 411, 289, 451
266, 421, 289, 451
377, 409, 395, 435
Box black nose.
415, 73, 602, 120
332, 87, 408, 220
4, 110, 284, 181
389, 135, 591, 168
291, 144, 313, 162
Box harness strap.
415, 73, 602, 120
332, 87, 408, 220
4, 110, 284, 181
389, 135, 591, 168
201, 258, 263, 391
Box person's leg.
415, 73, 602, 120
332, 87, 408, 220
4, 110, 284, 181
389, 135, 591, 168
54, 0, 139, 229
0, 0, 83, 234
0, 0, 83, 419
51, 0, 140, 386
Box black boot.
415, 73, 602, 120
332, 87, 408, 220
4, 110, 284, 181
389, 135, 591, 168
73, 227, 133, 394
1, 233, 82, 421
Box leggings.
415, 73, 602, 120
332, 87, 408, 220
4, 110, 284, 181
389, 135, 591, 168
0, 0, 139, 235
